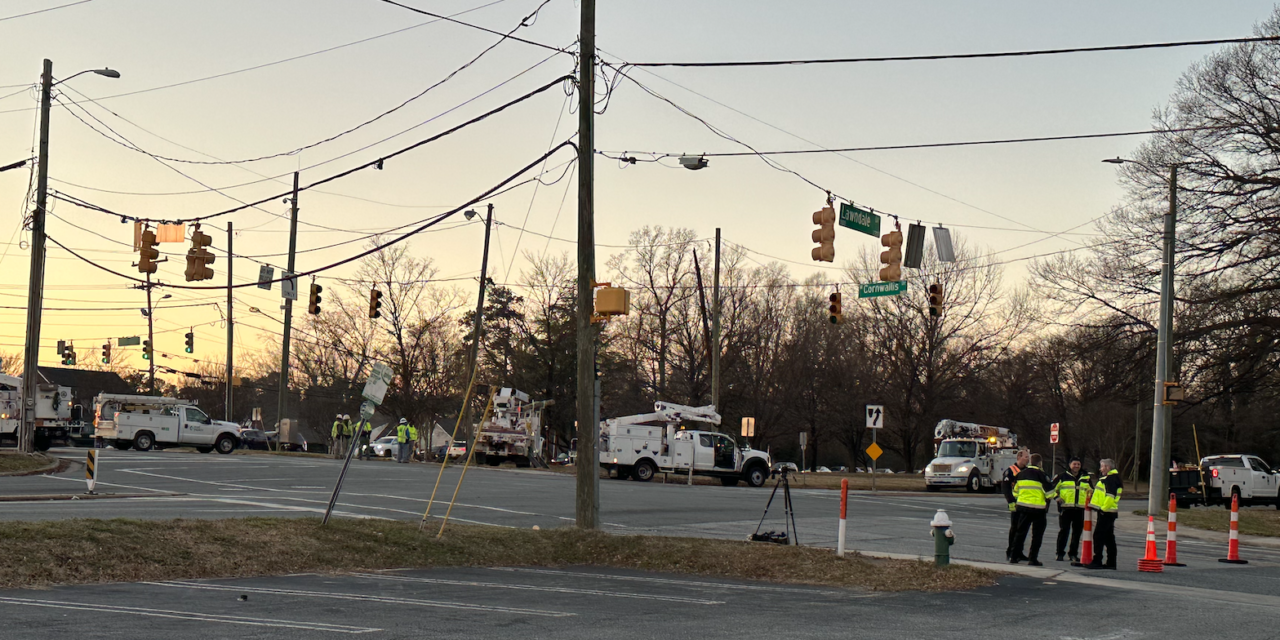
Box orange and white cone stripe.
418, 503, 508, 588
1219, 493, 1249, 564
1163, 493, 1185, 567
1073, 492, 1093, 567
1137, 516, 1164, 572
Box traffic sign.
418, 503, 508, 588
361, 362, 394, 405
866, 442, 883, 461
117, 336, 141, 347
866, 405, 884, 429
1050, 422, 1060, 444
281, 273, 298, 300
741, 417, 755, 438
799, 431, 808, 447
839, 203, 881, 237
858, 281, 907, 298
359, 401, 375, 420
257, 265, 274, 290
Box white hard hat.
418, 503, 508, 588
399, 418, 407, 424
343, 414, 350, 420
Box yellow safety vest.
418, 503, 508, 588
1014, 465, 1050, 509
331, 421, 342, 438
396, 423, 409, 443
1056, 473, 1092, 508
1091, 470, 1123, 513
341, 420, 353, 436
407, 424, 418, 440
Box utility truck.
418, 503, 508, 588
473, 388, 551, 468
599, 402, 772, 487
1194, 454, 1280, 508
0, 373, 77, 450
93, 393, 240, 454
924, 419, 1019, 492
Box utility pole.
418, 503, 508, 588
146, 273, 156, 395
462, 204, 494, 441
711, 228, 721, 412
575, 0, 599, 529
1148, 164, 1177, 517
276, 173, 299, 451
1132, 398, 1142, 492
19, 59, 53, 454
225, 222, 234, 422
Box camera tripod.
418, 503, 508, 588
750, 466, 799, 546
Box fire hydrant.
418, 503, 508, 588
930, 509, 955, 567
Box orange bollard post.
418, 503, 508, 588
837, 478, 849, 557
1163, 492, 1185, 567
1072, 492, 1093, 567
1137, 516, 1164, 573
1218, 493, 1249, 564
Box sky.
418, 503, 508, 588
0, 0, 1276, 381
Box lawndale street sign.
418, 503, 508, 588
839, 202, 881, 237
858, 281, 907, 298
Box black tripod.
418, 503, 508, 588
751, 466, 799, 546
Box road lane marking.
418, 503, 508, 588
0, 596, 380, 633
147, 581, 575, 617
488, 568, 869, 597
350, 572, 724, 604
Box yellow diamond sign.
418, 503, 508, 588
866, 442, 883, 461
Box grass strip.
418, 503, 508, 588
1138, 507, 1280, 538
0, 453, 56, 475
0, 517, 994, 592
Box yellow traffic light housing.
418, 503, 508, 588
811, 205, 835, 262
308, 283, 323, 315
184, 228, 215, 282
879, 230, 903, 282
369, 288, 383, 319
138, 229, 159, 274
928, 283, 944, 317
828, 292, 842, 324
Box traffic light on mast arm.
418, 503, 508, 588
184, 227, 215, 282
368, 288, 383, 319
308, 283, 323, 315
811, 205, 835, 262
184, 331, 194, 354
928, 283, 944, 317
137, 229, 159, 274
879, 229, 903, 282
828, 292, 842, 324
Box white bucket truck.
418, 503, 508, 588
473, 388, 551, 468
0, 373, 76, 450
924, 419, 1019, 492
93, 393, 241, 454
599, 401, 772, 487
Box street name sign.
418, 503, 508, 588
839, 203, 881, 237
858, 281, 907, 298
117, 336, 141, 347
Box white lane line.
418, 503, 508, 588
487, 568, 868, 597
350, 573, 723, 605
42, 474, 173, 494
147, 581, 575, 617
121, 470, 317, 494
0, 596, 380, 633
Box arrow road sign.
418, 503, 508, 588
866, 405, 884, 429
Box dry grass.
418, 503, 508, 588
1155, 506, 1280, 538
0, 452, 56, 475
0, 518, 995, 592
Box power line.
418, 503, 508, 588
0, 0, 94, 23
377, 0, 571, 55
625, 35, 1280, 68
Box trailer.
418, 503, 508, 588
599, 401, 771, 487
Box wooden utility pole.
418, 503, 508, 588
712, 228, 721, 412
575, 0, 599, 529
225, 222, 234, 421
276, 173, 300, 450
19, 60, 53, 453
462, 204, 494, 443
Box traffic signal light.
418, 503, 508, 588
138, 229, 159, 274
828, 292, 842, 324
307, 283, 323, 315
143, 340, 152, 360
101, 343, 111, 364
61, 343, 75, 366
184, 331, 194, 354
879, 229, 903, 282
368, 288, 383, 319
811, 205, 835, 262
184, 228, 215, 282
928, 283, 944, 317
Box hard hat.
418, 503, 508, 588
343, 414, 350, 420
399, 418, 407, 424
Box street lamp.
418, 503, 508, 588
1103, 157, 1179, 517
19, 59, 119, 453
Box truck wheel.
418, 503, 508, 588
33, 436, 51, 452
720, 476, 740, 487
634, 460, 656, 482
133, 432, 155, 452
486, 457, 502, 467
514, 457, 531, 469
745, 464, 768, 488
966, 472, 981, 493
926, 484, 940, 492
196, 446, 213, 454
214, 435, 236, 455
113, 440, 132, 451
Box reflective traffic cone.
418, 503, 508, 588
1218, 493, 1249, 565
1072, 492, 1093, 568
1137, 516, 1164, 573
1163, 493, 1185, 567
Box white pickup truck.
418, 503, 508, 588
93, 393, 241, 454
1200, 454, 1280, 508
599, 402, 772, 487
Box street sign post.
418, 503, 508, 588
839, 203, 881, 237
1050, 422, 1060, 475
858, 281, 908, 298
866, 405, 884, 490
327, 363, 393, 525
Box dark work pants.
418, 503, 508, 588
1013, 507, 1048, 561
1056, 508, 1085, 558
1092, 512, 1118, 567
1006, 508, 1022, 559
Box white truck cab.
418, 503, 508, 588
1202, 454, 1280, 507
925, 419, 1018, 492
94, 394, 241, 454
599, 402, 772, 487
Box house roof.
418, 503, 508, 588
37, 367, 132, 397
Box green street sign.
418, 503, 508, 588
858, 281, 907, 298
839, 203, 881, 237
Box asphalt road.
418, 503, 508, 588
3, 448, 1279, 638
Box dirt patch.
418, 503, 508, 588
0, 518, 995, 592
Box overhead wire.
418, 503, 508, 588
376, 0, 571, 55
0, 0, 95, 23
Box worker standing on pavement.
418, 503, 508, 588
396, 418, 413, 463
1010, 453, 1055, 566
407, 421, 419, 462
354, 417, 373, 460
330, 414, 344, 459
1052, 457, 1093, 562
1085, 458, 1123, 570
1002, 448, 1029, 561
340, 414, 354, 458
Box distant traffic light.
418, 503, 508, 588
138, 229, 159, 274
143, 340, 152, 360
184, 331, 194, 354
811, 205, 835, 262
56, 340, 65, 358
184, 227, 215, 282
879, 229, 903, 282
61, 343, 75, 366
307, 283, 323, 315
101, 343, 111, 364
828, 292, 842, 325
368, 288, 383, 319
928, 283, 944, 317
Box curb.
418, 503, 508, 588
0, 492, 184, 502
0, 455, 63, 477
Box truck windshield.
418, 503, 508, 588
937, 441, 978, 458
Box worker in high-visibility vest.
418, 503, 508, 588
333, 414, 352, 458
1052, 457, 1093, 562
354, 418, 373, 460
1001, 449, 1029, 561
1085, 459, 1123, 570
1010, 453, 1055, 566
407, 422, 419, 462
330, 414, 344, 459
396, 418, 415, 463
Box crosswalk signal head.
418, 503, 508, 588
828, 292, 842, 324
184, 228, 216, 282
368, 288, 383, 319
138, 229, 160, 274
101, 343, 111, 364
143, 340, 152, 360
878, 230, 903, 282
928, 283, 944, 317
811, 206, 836, 262
184, 331, 194, 354
308, 283, 323, 315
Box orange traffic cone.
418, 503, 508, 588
1137, 516, 1164, 573
1072, 492, 1093, 567
1218, 493, 1249, 565
1163, 493, 1185, 567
